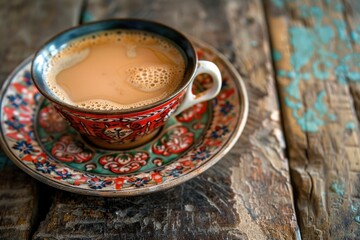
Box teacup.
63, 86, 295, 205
31, 19, 221, 149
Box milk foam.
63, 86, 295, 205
127, 65, 182, 92
44, 30, 186, 110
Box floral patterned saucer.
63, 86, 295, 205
0, 40, 248, 196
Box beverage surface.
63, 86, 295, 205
45, 30, 186, 110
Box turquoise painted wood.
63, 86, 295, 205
273, 1, 360, 132
266, 0, 360, 238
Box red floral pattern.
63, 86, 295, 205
54, 94, 183, 145
39, 105, 68, 133
99, 152, 148, 174
51, 136, 94, 163
152, 126, 194, 156
176, 102, 207, 123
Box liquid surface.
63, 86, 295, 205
45, 30, 186, 110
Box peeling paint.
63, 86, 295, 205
272, 50, 282, 61
274, 2, 360, 132
350, 25, 360, 45
330, 181, 345, 197
346, 122, 356, 130
272, 0, 284, 9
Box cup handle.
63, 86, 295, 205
174, 60, 222, 115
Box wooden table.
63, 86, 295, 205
0, 0, 359, 239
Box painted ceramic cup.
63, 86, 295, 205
31, 19, 221, 149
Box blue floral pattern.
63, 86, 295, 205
7, 94, 27, 108
55, 169, 72, 179
192, 147, 211, 161
87, 178, 112, 189
220, 101, 233, 115
12, 140, 34, 154
36, 162, 55, 174
210, 125, 229, 139
168, 166, 184, 177
127, 177, 150, 188
5, 116, 24, 130
23, 71, 32, 86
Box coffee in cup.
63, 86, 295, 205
44, 30, 186, 110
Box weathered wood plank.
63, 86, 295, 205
34, 0, 299, 239
0, 0, 82, 85
344, 0, 360, 120
0, 1, 82, 239
0, 149, 37, 240
265, 0, 360, 238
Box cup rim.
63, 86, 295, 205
31, 18, 198, 115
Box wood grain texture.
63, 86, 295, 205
33, 0, 299, 239
0, 1, 82, 239
0, 0, 82, 85
344, 0, 360, 120
0, 150, 37, 240
265, 0, 360, 238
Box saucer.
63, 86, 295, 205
0, 39, 248, 196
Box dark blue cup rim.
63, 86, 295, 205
31, 19, 197, 114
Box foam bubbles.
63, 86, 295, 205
126, 65, 182, 92
73, 99, 156, 111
